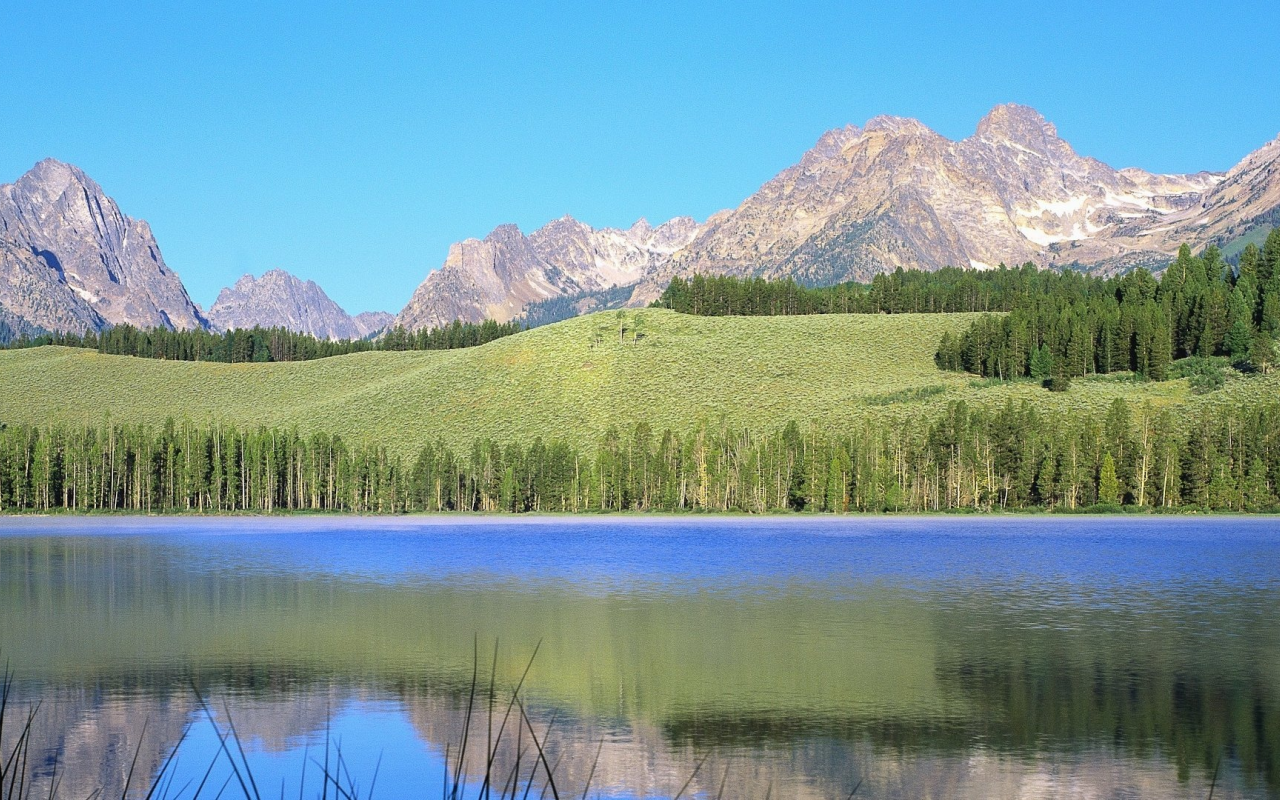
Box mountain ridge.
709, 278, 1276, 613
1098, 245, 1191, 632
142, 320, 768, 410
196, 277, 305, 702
3, 106, 1278, 335
207, 268, 392, 340
401, 103, 1277, 322
393, 215, 702, 330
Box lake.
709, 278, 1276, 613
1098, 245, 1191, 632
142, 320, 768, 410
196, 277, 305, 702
0, 516, 1277, 799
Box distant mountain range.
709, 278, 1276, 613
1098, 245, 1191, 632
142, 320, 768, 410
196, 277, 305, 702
207, 270, 391, 340
0, 161, 393, 340
2, 104, 1278, 338
403, 104, 1280, 320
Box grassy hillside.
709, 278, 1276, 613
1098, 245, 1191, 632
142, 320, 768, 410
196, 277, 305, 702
0, 308, 1275, 456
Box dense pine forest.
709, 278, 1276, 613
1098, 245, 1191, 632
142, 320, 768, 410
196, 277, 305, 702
0, 318, 523, 362
654, 234, 1280, 387
937, 237, 1280, 382
654, 233, 1280, 325
653, 268, 1039, 316
2, 394, 1277, 513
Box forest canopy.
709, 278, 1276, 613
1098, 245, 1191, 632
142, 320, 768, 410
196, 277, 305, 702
1, 394, 1276, 514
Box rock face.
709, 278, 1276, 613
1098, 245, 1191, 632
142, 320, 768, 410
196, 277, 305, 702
394, 216, 702, 330
207, 269, 392, 339
397, 104, 1280, 327
0, 159, 206, 333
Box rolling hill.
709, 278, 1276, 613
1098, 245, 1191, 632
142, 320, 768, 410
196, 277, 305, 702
1, 309, 1273, 458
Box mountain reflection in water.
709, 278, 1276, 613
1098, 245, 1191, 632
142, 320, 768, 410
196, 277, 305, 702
0, 516, 1276, 799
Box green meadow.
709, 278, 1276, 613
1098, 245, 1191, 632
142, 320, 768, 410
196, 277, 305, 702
0, 308, 1274, 456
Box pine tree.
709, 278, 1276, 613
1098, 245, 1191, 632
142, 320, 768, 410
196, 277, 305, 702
1243, 456, 1274, 511
1029, 344, 1054, 380
1261, 227, 1280, 287
1147, 308, 1172, 381
1250, 329, 1276, 374
1162, 244, 1195, 293
1238, 243, 1261, 285
1263, 275, 1280, 336
1225, 317, 1254, 359
1067, 321, 1090, 376
1098, 452, 1121, 505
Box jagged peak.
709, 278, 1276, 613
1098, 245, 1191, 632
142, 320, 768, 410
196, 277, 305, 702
973, 103, 1061, 150
797, 124, 862, 168
484, 222, 526, 242
815, 123, 862, 147
229, 268, 307, 290
8, 158, 103, 198
863, 115, 935, 137
540, 214, 589, 230
530, 215, 593, 246
28, 157, 87, 178
655, 215, 699, 231
259, 268, 297, 282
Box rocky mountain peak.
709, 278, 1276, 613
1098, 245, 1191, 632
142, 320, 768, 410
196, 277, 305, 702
394, 211, 706, 330
207, 268, 389, 340
487, 223, 526, 241
0, 159, 205, 333
863, 115, 937, 138
627, 218, 654, 236
6, 159, 122, 243
649, 217, 701, 249
17, 158, 90, 196
799, 125, 863, 168
973, 103, 1061, 152
530, 215, 592, 244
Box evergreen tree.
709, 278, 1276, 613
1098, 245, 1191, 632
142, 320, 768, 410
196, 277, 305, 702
1098, 452, 1120, 505
1261, 227, 1280, 287
1237, 243, 1260, 285
1029, 344, 1054, 380
1263, 275, 1280, 336
1242, 456, 1275, 511
1147, 316, 1171, 381
1250, 329, 1275, 374
1225, 317, 1253, 359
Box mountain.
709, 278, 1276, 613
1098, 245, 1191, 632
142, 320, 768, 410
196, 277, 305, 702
207, 269, 392, 339
394, 216, 701, 330
637, 104, 1263, 298
0, 159, 206, 333
6, 108, 1278, 336
396, 105, 1280, 327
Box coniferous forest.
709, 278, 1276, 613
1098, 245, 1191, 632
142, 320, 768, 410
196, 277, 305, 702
0, 318, 523, 362
936, 239, 1280, 381
656, 234, 1280, 389
2, 394, 1277, 514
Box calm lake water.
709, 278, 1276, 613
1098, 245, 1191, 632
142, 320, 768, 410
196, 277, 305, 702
0, 516, 1277, 799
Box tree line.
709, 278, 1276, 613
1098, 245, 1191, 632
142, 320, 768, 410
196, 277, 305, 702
0, 319, 524, 362
653, 266, 1084, 316
3, 397, 1276, 514
938, 234, 1280, 381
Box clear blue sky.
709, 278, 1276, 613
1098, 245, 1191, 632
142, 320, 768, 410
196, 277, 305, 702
4, 1, 1278, 314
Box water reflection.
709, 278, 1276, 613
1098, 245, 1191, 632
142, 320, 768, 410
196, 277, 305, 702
1, 516, 1277, 798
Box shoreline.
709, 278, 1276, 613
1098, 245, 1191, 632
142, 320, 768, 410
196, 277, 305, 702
1, 509, 1276, 534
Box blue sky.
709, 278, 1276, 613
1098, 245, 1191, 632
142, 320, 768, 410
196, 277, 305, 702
4, 1, 1278, 314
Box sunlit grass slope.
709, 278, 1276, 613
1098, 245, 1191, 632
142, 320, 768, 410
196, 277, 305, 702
0, 309, 1275, 456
